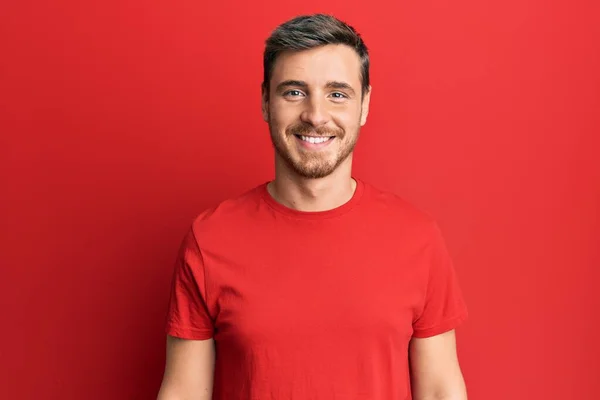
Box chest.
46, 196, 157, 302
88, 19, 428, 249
203, 229, 427, 348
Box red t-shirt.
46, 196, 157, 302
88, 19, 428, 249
165, 178, 468, 399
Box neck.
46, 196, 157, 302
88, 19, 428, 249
267, 155, 356, 212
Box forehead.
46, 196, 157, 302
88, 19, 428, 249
270, 44, 362, 87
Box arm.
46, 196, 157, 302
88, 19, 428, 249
409, 329, 467, 400
157, 335, 215, 400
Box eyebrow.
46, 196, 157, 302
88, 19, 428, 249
275, 80, 356, 96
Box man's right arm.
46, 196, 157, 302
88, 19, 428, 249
157, 335, 215, 400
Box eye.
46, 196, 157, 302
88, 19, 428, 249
283, 90, 304, 97
330, 92, 348, 101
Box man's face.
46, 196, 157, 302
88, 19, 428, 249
262, 44, 371, 179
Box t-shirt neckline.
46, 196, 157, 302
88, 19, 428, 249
260, 177, 365, 220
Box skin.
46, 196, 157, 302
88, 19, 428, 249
157, 336, 214, 400
157, 44, 467, 400
261, 44, 370, 212
410, 330, 468, 400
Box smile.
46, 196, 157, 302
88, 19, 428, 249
300, 136, 331, 144
295, 135, 334, 144
293, 134, 335, 150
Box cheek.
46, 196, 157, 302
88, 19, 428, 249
331, 108, 361, 131
270, 100, 297, 119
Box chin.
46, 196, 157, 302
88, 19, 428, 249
294, 170, 335, 180
291, 160, 339, 179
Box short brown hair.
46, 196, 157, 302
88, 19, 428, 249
262, 14, 370, 98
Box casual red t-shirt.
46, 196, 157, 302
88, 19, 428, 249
165, 178, 468, 399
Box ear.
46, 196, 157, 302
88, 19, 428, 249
261, 84, 269, 122
360, 86, 372, 126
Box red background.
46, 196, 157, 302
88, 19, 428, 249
1, 0, 599, 399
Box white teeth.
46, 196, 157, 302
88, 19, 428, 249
301, 136, 330, 144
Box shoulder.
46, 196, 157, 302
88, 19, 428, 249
360, 179, 440, 237
188, 182, 267, 239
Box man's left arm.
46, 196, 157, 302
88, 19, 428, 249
409, 329, 467, 400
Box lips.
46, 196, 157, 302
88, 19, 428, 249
287, 122, 342, 140
291, 134, 335, 151
296, 135, 334, 144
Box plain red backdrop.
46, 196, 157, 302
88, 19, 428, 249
1, 0, 599, 399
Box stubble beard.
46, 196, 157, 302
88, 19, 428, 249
268, 117, 359, 179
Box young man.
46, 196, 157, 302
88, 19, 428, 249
157, 14, 468, 400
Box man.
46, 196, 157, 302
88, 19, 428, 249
157, 14, 468, 400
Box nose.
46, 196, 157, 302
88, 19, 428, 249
300, 96, 330, 127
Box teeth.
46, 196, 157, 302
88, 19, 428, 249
301, 136, 330, 144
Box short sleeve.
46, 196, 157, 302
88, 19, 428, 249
412, 223, 468, 338
165, 228, 214, 340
